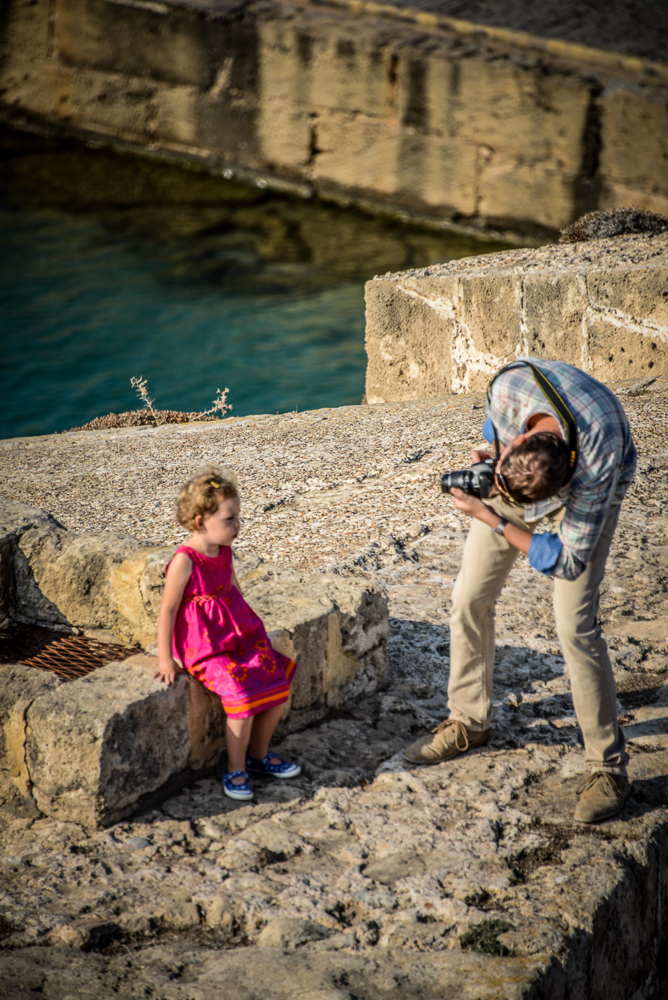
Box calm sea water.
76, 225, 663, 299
0, 131, 510, 439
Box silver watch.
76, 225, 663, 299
493, 518, 508, 535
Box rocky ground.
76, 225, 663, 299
1, 379, 668, 998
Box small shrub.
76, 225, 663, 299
460, 918, 511, 957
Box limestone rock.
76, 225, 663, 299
365, 232, 668, 402
25, 660, 192, 828
0, 663, 62, 815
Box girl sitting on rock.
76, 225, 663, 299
155, 466, 300, 801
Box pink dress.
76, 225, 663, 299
168, 545, 297, 719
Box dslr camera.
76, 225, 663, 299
441, 459, 497, 499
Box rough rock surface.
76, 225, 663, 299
365, 231, 668, 402
1, 382, 668, 997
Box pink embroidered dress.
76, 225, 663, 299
168, 545, 297, 719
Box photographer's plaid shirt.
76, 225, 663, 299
482, 358, 637, 581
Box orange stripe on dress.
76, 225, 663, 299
223, 686, 291, 713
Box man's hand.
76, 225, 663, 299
470, 449, 494, 464
153, 658, 183, 686
450, 487, 489, 518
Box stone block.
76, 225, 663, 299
365, 233, 668, 402
598, 181, 668, 220
0, 664, 62, 814
396, 131, 477, 216
599, 83, 668, 193
452, 57, 591, 171
22, 656, 225, 828
310, 113, 400, 196
258, 16, 392, 117
364, 275, 456, 404
584, 265, 668, 380
2, 0, 52, 62
237, 555, 389, 722
522, 271, 587, 361
258, 99, 311, 171
14, 517, 171, 646
478, 154, 576, 231
55, 0, 237, 91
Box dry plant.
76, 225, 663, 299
130, 376, 162, 427
200, 387, 233, 419
129, 377, 233, 427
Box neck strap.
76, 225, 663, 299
487, 361, 579, 486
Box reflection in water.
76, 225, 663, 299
0, 128, 512, 438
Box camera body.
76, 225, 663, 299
441, 459, 497, 499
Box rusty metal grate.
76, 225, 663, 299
0, 623, 142, 681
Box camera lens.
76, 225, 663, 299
441, 470, 474, 494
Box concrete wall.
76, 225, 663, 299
1, 0, 667, 235
364, 231, 668, 401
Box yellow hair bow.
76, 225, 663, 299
210, 480, 221, 488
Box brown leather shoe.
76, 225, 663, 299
574, 771, 630, 823
402, 719, 490, 765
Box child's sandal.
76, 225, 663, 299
246, 753, 301, 779
222, 770, 253, 800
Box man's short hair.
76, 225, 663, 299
499, 432, 570, 504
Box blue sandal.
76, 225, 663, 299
222, 770, 253, 800
246, 753, 301, 779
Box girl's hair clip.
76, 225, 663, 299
210, 481, 221, 488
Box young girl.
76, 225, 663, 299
155, 467, 300, 801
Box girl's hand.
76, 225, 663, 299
153, 659, 183, 686
450, 486, 489, 519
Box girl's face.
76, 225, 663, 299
198, 496, 241, 547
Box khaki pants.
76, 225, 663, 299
447, 497, 628, 775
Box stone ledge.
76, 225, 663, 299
364, 231, 668, 401
0, 500, 388, 827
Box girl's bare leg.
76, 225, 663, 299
226, 716, 253, 784
248, 704, 285, 761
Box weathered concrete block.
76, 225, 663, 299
599, 83, 668, 192
56, 0, 231, 91
396, 131, 478, 215
259, 16, 392, 118
23, 656, 223, 828
478, 154, 577, 231
365, 232, 668, 401
0, 664, 63, 814
452, 58, 591, 172
310, 113, 401, 196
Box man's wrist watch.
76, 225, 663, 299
493, 518, 508, 535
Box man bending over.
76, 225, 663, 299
403, 358, 637, 824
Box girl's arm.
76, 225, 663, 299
155, 551, 192, 686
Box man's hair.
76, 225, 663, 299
499, 433, 570, 504
176, 466, 238, 531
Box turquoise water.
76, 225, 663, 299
0, 132, 510, 440
1, 205, 366, 438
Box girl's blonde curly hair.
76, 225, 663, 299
176, 466, 239, 531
